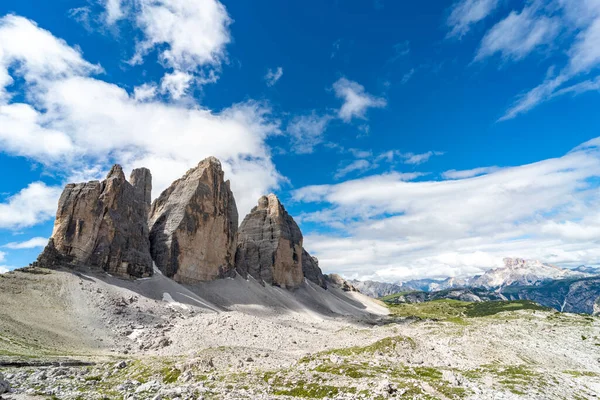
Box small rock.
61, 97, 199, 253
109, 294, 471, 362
0, 373, 10, 394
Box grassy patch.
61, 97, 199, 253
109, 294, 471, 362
161, 366, 182, 383
387, 299, 549, 323
322, 335, 416, 357
563, 370, 599, 377
465, 301, 548, 317
272, 381, 342, 398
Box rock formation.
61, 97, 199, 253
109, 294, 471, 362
325, 274, 360, 292
235, 194, 304, 289
130, 167, 152, 216
148, 157, 238, 283
302, 249, 327, 289
36, 165, 153, 278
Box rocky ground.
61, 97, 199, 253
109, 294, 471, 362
1, 268, 599, 399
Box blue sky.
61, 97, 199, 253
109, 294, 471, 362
1, 0, 600, 282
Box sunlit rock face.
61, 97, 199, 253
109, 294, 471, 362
149, 157, 238, 284
37, 165, 153, 279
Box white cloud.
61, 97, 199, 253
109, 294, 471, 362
133, 83, 158, 102
475, 5, 560, 61
0, 103, 76, 159
0, 183, 62, 230
568, 16, 600, 75
500, 74, 567, 121
287, 112, 332, 154
401, 151, 444, 165
0, 14, 101, 102
160, 70, 193, 99
334, 160, 372, 179
127, 0, 232, 72
442, 166, 500, 179
0, 251, 5, 262
97, 0, 231, 96
446, 0, 500, 39
104, 0, 126, 24
0, 266, 8, 274
265, 67, 283, 87
332, 78, 386, 122
0, 15, 282, 219
333, 149, 440, 179
295, 141, 600, 281
496, 2, 600, 120
3, 237, 49, 249
401, 68, 415, 84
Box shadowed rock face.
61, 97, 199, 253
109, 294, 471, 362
36, 165, 153, 278
302, 249, 327, 289
148, 157, 238, 284
129, 167, 152, 216
235, 194, 304, 289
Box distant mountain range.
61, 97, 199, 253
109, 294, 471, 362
352, 258, 600, 314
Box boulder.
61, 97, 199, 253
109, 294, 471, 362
36, 165, 153, 279
0, 372, 9, 394
302, 249, 327, 289
148, 157, 238, 283
235, 194, 304, 289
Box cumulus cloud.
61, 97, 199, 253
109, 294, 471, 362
0, 14, 101, 102
446, 0, 500, 39
133, 83, 158, 102
95, 0, 231, 97
295, 141, 600, 281
0, 183, 62, 230
2, 237, 49, 249
159, 70, 194, 99
332, 78, 386, 122
103, 0, 126, 24
0, 266, 8, 274
0, 15, 282, 219
265, 67, 283, 87
125, 0, 232, 72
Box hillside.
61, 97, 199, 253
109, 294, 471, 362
1, 272, 599, 399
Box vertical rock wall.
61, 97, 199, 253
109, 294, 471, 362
148, 157, 238, 283
36, 165, 153, 278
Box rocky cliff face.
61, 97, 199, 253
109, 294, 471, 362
36, 165, 153, 278
129, 167, 152, 216
235, 194, 304, 289
302, 249, 327, 288
148, 157, 238, 284
349, 280, 406, 298
502, 277, 600, 314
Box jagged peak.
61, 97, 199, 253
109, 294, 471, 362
106, 164, 125, 180
198, 156, 222, 169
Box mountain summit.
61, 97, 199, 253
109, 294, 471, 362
470, 258, 588, 289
